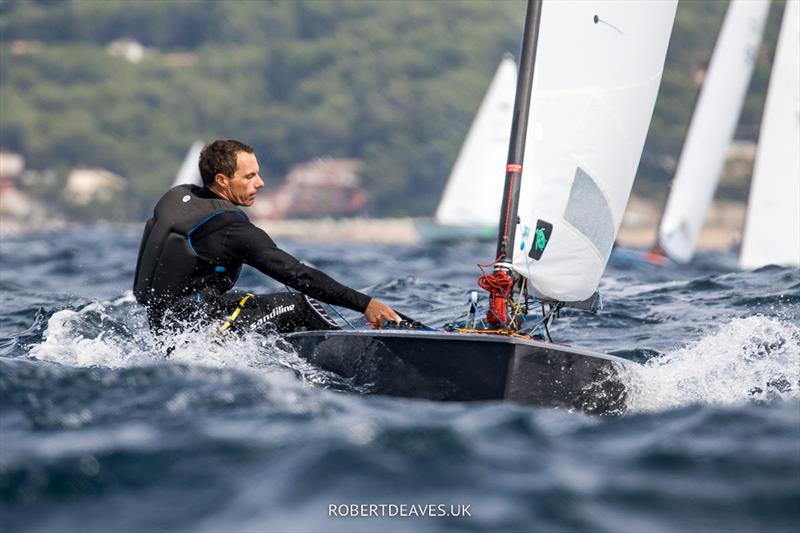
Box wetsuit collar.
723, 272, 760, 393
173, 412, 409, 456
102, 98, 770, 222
195, 186, 226, 201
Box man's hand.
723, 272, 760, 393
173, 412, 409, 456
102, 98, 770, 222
364, 299, 402, 329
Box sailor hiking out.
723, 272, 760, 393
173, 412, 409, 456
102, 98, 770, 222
133, 139, 400, 335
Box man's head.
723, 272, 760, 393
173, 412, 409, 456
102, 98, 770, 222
199, 139, 264, 207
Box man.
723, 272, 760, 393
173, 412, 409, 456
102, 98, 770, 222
134, 139, 400, 334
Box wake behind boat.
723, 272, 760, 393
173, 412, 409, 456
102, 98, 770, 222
286, 0, 678, 415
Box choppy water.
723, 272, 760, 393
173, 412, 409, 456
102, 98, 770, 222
1, 225, 798, 532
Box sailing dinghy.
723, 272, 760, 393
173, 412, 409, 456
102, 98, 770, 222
287, 0, 678, 415
739, 0, 800, 269
172, 140, 205, 187
612, 0, 770, 267
416, 56, 517, 243
657, 0, 770, 264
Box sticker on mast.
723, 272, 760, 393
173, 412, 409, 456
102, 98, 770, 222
506, 163, 523, 173
528, 219, 552, 261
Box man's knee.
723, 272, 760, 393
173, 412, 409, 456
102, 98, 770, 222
300, 295, 340, 331
230, 292, 339, 333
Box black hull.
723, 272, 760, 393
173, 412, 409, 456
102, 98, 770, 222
285, 330, 631, 415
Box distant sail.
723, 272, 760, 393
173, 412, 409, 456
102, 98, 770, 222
511, 0, 677, 302
658, 0, 770, 264
435, 56, 517, 228
740, 0, 800, 269
172, 140, 204, 187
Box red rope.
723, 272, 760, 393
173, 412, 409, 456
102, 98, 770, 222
477, 269, 513, 295
477, 259, 514, 326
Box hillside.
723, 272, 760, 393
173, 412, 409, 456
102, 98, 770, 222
0, 0, 785, 219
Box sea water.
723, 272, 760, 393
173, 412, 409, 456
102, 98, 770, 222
1, 225, 798, 532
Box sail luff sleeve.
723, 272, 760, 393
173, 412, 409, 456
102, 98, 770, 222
495, 0, 543, 262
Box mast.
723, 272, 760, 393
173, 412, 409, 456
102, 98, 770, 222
495, 0, 543, 261
483, 0, 542, 327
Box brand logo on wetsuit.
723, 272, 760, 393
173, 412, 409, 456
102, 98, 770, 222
182, 195, 191, 203
249, 304, 296, 329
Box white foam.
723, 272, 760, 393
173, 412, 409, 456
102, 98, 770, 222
621, 315, 800, 412
27, 305, 140, 368
26, 298, 360, 419
26, 298, 320, 381
33, 299, 799, 416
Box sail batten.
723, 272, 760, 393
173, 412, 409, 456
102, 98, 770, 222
510, 0, 678, 302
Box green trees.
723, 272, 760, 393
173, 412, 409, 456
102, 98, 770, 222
0, 0, 781, 219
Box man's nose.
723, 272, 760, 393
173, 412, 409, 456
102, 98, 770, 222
256, 176, 265, 189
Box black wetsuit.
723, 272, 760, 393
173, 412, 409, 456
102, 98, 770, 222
134, 185, 370, 334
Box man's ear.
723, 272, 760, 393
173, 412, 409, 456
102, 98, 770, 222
214, 173, 229, 189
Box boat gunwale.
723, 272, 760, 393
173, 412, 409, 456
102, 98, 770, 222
284, 329, 634, 365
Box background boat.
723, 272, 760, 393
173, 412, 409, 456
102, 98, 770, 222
739, 0, 800, 269
415, 55, 517, 244
611, 0, 770, 269
171, 140, 204, 188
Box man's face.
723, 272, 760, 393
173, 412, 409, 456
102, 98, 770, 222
219, 151, 264, 207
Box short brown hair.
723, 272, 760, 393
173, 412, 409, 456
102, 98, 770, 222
198, 139, 254, 187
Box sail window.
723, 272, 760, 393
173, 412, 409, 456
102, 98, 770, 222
564, 167, 615, 258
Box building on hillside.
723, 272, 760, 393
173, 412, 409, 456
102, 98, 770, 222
0, 149, 54, 231
249, 158, 368, 220
64, 168, 127, 205
10, 40, 42, 55
0, 148, 27, 214
106, 38, 149, 63
0, 149, 25, 182
0, 186, 44, 223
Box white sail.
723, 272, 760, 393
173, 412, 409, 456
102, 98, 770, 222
172, 140, 204, 187
511, 0, 677, 302
658, 0, 770, 264
740, 0, 800, 269
435, 56, 517, 227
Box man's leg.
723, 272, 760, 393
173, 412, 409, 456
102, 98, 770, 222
215, 292, 340, 334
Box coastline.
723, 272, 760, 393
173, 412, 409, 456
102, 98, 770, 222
255, 197, 747, 250
615, 196, 745, 250
1, 198, 747, 251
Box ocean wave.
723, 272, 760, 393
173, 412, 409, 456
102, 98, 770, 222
620, 315, 800, 412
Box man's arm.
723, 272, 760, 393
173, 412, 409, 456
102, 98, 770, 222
225, 220, 399, 325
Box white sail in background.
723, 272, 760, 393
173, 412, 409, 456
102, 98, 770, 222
511, 0, 677, 302
740, 0, 800, 269
172, 140, 204, 187
658, 0, 770, 264
435, 56, 517, 227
